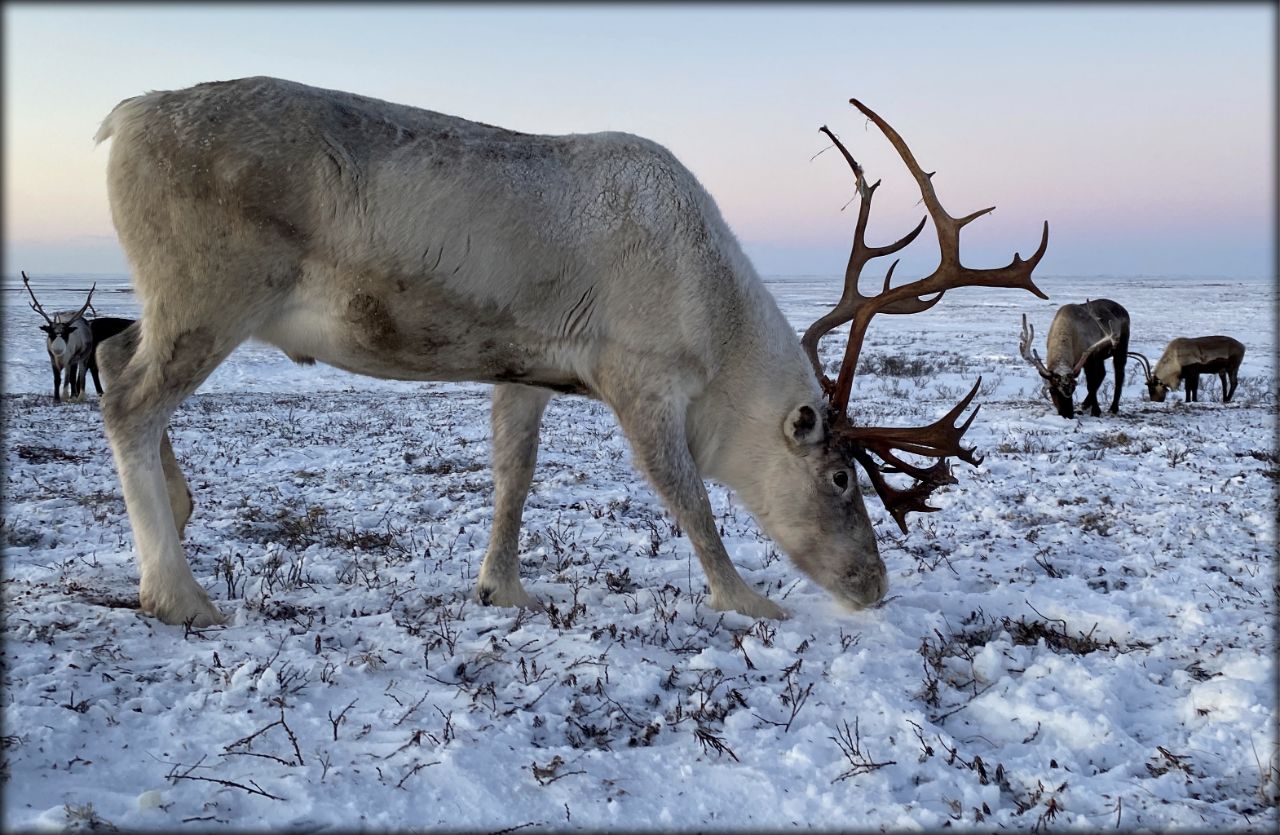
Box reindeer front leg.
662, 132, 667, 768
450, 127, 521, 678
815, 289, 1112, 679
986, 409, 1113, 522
476, 384, 551, 609
51, 361, 62, 403
604, 375, 786, 620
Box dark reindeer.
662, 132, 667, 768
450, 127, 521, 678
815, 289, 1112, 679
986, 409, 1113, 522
92, 77, 1047, 627
1020, 299, 1129, 418
1130, 336, 1245, 403
23, 271, 97, 402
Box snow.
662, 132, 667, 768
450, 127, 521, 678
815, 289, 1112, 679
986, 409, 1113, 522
2, 271, 1276, 831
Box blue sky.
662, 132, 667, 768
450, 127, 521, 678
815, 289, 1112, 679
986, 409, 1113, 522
3, 3, 1274, 277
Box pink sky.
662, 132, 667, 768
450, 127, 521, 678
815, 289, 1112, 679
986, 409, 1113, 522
4, 4, 1274, 277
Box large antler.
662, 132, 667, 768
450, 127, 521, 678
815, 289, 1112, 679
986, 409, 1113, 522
848, 379, 985, 533
21, 270, 53, 324
1127, 351, 1154, 384
800, 127, 928, 387
21, 271, 97, 324
810, 99, 1050, 533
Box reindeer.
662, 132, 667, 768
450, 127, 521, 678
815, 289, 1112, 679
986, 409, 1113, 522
23, 271, 98, 402
1129, 336, 1245, 403
92, 77, 1047, 627
1019, 299, 1129, 418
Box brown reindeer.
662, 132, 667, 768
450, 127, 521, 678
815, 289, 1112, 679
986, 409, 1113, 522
1129, 336, 1245, 403
1019, 299, 1129, 418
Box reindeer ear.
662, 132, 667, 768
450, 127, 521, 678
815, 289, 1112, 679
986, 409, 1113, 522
784, 404, 825, 448
39, 325, 51, 334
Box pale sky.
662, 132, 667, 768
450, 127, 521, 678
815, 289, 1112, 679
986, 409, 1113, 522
3, 3, 1274, 278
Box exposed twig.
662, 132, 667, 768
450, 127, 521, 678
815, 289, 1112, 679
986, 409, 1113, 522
830, 718, 896, 782
329, 699, 357, 741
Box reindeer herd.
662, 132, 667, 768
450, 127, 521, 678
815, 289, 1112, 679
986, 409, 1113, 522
17, 77, 1253, 627
1019, 297, 1246, 417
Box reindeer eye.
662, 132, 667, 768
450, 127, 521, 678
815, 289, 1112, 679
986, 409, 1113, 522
832, 471, 850, 491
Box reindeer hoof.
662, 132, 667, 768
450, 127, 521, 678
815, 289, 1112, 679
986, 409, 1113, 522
475, 581, 544, 611
140, 581, 226, 627
709, 588, 789, 620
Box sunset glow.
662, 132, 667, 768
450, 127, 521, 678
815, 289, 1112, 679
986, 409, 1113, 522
3, 4, 1273, 277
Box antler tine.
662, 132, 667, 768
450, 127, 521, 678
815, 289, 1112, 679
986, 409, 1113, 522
840, 378, 985, 534
827, 100, 1051, 412
21, 270, 53, 324
1127, 351, 1153, 382
1072, 333, 1117, 374
801, 125, 928, 386
1019, 313, 1052, 378
808, 98, 1053, 534
68, 283, 98, 321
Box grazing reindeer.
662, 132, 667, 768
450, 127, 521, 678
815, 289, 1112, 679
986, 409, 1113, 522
93, 77, 1046, 627
23, 271, 97, 402
1129, 336, 1245, 403
1019, 299, 1129, 418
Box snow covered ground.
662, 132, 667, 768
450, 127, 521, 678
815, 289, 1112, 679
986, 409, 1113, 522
3, 271, 1276, 831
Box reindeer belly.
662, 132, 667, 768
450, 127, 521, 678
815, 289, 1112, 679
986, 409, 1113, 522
1184, 358, 1230, 375
254, 282, 593, 394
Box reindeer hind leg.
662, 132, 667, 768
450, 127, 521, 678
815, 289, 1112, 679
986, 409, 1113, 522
99, 315, 253, 626
98, 325, 193, 536
1109, 344, 1126, 414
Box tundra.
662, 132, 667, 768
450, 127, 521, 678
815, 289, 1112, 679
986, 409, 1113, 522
1019, 299, 1129, 418
1130, 336, 1245, 403
93, 77, 1047, 627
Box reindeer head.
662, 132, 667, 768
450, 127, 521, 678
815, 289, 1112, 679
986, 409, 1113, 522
745, 401, 887, 610
794, 100, 1048, 606
23, 271, 96, 359
1128, 351, 1169, 401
